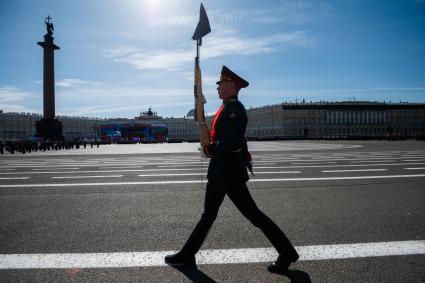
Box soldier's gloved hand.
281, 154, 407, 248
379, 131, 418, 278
245, 151, 254, 176
200, 146, 209, 159
202, 144, 216, 158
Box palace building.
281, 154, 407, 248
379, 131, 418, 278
244, 101, 425, 140
1, 101, 424, 142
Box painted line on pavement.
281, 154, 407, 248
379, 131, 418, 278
0, 162, 205, 168
2, 163, 425, 176
254, 162, 425, 169
0, 240, 424, 269
157, 161, 276, 168
253, 171, 302, 174
139, 173, 204, 177
322, 169, 387, 173
1, 174, 425, 188
102, 166, 144, 169
292, 162, 336, 165
0, 177, 30, 180
249, 174, 425, 182
137, 171, 302, 177
350, 160, 395, 163
33, 168, 80, 171
404, 168, 425, 170
51, 175, 124, 179
0, 162, 425, 175
0, 157, 416, 169
401, 155, 425, 159
0, 168, 198, 175
157, 165, 209, 168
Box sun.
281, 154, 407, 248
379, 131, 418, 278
143, 0, 166, 14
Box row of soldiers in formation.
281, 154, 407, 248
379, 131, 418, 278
0, 140, 100, 154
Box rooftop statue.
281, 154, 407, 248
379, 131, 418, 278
45, 15, 54, 35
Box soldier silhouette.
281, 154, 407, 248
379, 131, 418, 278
165, 66, 299, 274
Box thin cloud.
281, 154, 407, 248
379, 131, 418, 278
102, 31, 313, 71
205, 31, 313, 57
59, 102, 193, 118
151, 15, 195, 27
55, 84, 195, 118
56, 79, 104, 88
0, 87, 39, 113
316, 87, 425, 93
0, 87, 30, 103
147, 0, 333, 27
181, 71, 218, 86
100, 45, 140, 58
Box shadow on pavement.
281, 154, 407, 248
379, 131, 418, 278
285, 269, 312, 283
169, 265, 217, 283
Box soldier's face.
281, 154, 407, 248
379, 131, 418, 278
217, 80, 237, 101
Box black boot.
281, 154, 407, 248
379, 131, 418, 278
267, 252, 299, 275
165, 252, 196, 267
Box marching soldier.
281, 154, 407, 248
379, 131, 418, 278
165, 66, 299, 274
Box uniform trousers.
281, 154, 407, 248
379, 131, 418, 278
180, 179, 297, 257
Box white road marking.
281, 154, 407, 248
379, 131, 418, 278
255, 162, 425, 169
51, 175, 124, 179
249, 175, 425, 182
350, 160, 395, 163
2, 162, 425, 175
0, 162, 207, 168
0, 180, 205, 188
0, 240, 423, 269
157, 161, 276, 168
139, 173, 204, 177
401, 156, 425, 158
0, 163, 40, 166
0, 164, 137, 168
102, 166, 144, 169
32, 168, 80, 171
292, 162, 336, 165
0, 168, 198, 175
0, 177, 30, 180
157, 165, 208, 168
0, 157, 411, 169
1, 174, 425, 188
404, 167, 425, 170
254, 171, 302, 174
137, 171, 302, 177
322, 169, 387, 173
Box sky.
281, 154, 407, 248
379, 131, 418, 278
1, 0, 425, 118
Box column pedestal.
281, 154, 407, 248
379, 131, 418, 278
36, 118, 63, 141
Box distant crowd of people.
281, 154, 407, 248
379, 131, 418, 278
0, 140, 100, 154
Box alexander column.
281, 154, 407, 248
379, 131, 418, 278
36, 16, 64, 140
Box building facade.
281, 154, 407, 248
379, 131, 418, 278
168, 101, 425, 140
1, 101, 424, 141
165, 117, 199, 141
0, 110, 105, 141
0, 111, 42, 140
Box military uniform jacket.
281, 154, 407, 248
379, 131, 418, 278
207, 97, 249, 184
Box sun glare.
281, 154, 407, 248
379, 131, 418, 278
134, 0, 188, 26
143, 0, 165, 14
